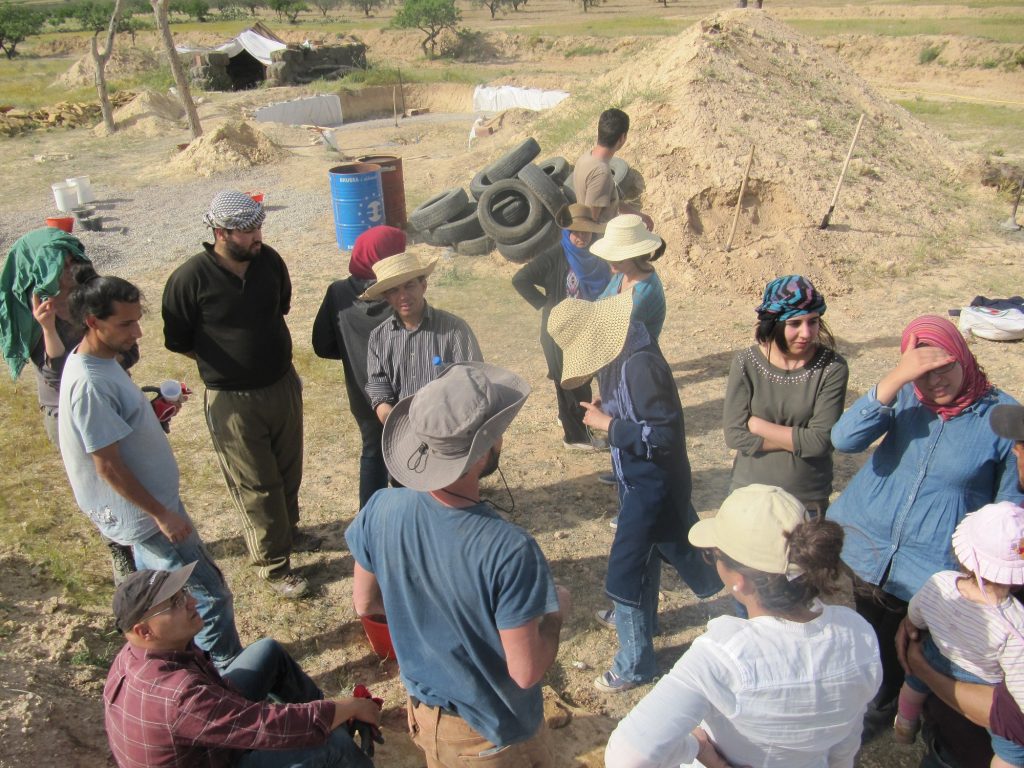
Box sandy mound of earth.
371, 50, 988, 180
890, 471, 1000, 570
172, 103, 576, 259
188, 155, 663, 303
55, 46, 160, 88
170, 120, 288, 177
92, 88, 186, 136
535, 10, 974, 296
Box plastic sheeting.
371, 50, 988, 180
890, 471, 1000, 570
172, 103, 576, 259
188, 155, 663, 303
472, 85, 570, 113
176, 28, 287, 65
253, 94, 344, 127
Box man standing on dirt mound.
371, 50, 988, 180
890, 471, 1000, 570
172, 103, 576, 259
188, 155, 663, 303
573, 108, 654, 230
346, 362, 571, 767
162, 190, 315, 600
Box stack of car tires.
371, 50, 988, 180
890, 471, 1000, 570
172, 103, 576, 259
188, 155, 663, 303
408, 137, 577, 264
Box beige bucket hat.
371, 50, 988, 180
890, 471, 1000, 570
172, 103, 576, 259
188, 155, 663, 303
555, 203, 606, 234
359, 251, 438, 300
547, 290, 634, 390
590, 214, 663, 262
689, 484, 808, 577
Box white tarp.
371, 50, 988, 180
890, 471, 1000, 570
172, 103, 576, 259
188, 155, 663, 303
472, 85, 570, 113
176, 28, 287, 65
254, 94, 343, 127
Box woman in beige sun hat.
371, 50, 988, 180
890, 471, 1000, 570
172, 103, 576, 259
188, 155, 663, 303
593, 214, 667, 341
548, 290, 722, 694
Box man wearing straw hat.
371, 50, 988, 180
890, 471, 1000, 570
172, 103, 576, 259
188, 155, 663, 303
362, 251, 482, 428
162, 191, 314, 600
573, 108, 654, 229
346, 362, 570, 767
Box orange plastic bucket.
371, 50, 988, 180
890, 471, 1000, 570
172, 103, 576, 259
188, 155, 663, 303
45, 217, 74, 233
360, 614, 396, 661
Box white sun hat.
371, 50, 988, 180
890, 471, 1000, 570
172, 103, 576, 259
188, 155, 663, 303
589, 214, 663, 262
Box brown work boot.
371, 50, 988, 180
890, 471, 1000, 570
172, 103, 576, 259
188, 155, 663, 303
267, 572, 309, 599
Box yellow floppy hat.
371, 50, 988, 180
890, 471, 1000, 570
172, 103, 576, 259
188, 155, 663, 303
547, 290, 634, 390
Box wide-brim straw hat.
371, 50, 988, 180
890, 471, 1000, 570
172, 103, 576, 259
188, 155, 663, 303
547, 290, 634, 390
359, 251, 437, 300
689, 484, 807, 576
953, 502, 1024, 586
555, 203, 606, 234
382, 362, 530, 492
590, 214, 663, 262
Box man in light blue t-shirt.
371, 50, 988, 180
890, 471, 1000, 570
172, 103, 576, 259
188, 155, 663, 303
346, 362, 570, 767
58, 270, 241, 667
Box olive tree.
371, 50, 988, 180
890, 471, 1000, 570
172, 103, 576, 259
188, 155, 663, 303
392, 0, 460, 57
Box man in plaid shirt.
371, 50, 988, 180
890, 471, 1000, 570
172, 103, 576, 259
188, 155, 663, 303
104, 563, 380, 767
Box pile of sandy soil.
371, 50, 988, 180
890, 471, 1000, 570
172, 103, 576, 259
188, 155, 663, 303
55, 46, 161, 88
533, 11, 975, 296
92, 88, 186, 137
169, 120, 288, 177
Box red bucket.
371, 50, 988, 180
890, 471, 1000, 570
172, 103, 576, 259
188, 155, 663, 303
45, 217, 74, 233
360, 614, 396, 662
249, 191, 265, 203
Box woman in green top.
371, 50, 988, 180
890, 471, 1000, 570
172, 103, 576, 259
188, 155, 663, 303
722, 275, 849, 517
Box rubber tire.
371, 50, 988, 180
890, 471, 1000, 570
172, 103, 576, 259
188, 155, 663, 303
609, 157, 630, 188
477, 178, 544, 244
492, 194, 528, 227
538, 156, 572, 185
432, 202, 483, 245
561, 183, 577, 204
496, 220, 561, 264
409, 187, 468, 232
517, 162, 568, 217
456, 234, 495, 256
482, 137, 541, 182
469, 169, 492, 201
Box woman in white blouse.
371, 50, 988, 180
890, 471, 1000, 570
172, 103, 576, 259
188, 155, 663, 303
605, 484, 882, 768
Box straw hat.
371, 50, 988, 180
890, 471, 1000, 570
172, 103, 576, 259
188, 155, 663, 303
590, 214, 663, 262
547, 291, 634, 390
382, 362, 530, 491
555, 204, 606, 234
953, 502, 1024, 586
359, 251, 437, 300
689, 484, 808, 577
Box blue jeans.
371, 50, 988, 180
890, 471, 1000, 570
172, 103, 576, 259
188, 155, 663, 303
612, 550, 661, 683
228, 639, 373, 768
908, 638, 1024, 765
133, 507, 242, 668
355, 414, 387, 510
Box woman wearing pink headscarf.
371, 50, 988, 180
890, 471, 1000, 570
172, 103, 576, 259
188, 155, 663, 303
312, 226, 406, 508
830, 314, 1024, 725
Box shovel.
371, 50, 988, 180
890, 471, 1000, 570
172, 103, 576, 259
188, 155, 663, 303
820, 113, 865, 230
724, 145, 755, 253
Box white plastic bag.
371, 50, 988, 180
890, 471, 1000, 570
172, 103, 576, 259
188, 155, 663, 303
958, 306, 1024, 341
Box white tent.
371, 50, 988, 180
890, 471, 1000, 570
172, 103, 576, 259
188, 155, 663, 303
176, 23, 286, 66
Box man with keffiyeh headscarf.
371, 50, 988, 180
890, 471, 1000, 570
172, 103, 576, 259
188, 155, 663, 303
312, 226, 407, 508
830, 313, 1024, 732
162, 191, 313, 600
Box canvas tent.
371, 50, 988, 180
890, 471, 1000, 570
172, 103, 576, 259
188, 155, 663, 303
176, 23, 286, 89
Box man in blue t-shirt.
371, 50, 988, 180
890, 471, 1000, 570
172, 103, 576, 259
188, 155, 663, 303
345, 362, 569, 767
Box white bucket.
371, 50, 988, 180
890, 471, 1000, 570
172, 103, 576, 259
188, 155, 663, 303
67, 176, 94, 205
51, 182, 77, 213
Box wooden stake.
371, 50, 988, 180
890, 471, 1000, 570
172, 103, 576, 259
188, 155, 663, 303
820, 113, 866, 230
725, 145, 756, 253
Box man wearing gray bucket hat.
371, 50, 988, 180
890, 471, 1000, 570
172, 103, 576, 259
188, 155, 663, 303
346, 362, 570, 767
162, 190, 314, 600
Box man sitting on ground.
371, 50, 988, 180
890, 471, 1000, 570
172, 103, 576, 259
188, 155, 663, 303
104, 563, 380, 768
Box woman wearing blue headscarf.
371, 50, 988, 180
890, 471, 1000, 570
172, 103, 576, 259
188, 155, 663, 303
721, 275, 848, 517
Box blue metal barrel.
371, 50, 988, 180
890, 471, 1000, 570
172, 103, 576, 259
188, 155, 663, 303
329, 163, 385, 250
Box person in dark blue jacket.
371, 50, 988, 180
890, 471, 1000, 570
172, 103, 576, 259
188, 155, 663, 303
548, 291, 722, 693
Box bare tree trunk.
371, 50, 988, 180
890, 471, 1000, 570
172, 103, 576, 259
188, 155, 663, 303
150, 0, 202, 139
93, 0, 126, 133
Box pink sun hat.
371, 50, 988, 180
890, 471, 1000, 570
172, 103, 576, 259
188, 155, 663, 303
953, 502, 1024, 586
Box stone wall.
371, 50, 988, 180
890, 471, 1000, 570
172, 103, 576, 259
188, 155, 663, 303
186, 42, 368, 91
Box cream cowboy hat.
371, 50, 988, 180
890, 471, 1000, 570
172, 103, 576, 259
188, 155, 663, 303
547, 291, 634, 390
359, 251, 438, 300
589, 214, 663, 262
383, 362, 530, 492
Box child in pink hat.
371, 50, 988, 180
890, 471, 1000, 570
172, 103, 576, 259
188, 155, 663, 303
895, 501, 1024, 767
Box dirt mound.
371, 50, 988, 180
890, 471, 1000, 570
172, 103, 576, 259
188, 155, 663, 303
55, 46, 161, 88
169, 120, 288, 177
536, 10, 973, 296
92, 88, 186, 137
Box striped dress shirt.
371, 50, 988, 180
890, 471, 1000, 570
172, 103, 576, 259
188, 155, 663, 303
365, 303, 483, 409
